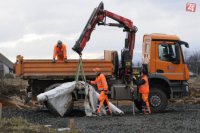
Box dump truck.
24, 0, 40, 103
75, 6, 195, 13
14, 2, 189, 113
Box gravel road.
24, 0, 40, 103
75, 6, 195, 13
2, 104, 200, 133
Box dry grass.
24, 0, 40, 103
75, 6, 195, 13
0, 117, 82, 133
0, 117, 57, 133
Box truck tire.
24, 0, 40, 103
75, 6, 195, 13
149, 87, 168, 113
44, 83, 74, 116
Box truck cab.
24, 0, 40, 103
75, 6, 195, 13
142, 33, 189, 112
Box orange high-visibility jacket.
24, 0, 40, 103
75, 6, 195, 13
139, 75, 149, 94
90, 73, 108, 91
53, 44, 67, 61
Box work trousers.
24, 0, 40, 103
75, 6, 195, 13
96, 91, 112, 115
141, 93, 151, 114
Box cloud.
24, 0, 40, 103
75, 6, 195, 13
0, 32, 79, 48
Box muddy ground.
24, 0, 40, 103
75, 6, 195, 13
2, 103, 200, 133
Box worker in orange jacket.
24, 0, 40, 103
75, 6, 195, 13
52, 40, 67, 63
134, 68, 151, 114
89, 68, 112, 115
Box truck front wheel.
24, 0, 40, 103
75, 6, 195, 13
149, 88, 168, 113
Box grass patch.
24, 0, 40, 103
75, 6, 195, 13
0, 117, 57, 133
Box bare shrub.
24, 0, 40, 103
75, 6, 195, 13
186, 51, 200, 75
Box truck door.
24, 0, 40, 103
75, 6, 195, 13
155, 41, 185, 80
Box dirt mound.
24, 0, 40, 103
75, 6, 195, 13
0, 78, 40, 109
189, 77, 200, 97
170, 77, 200, 104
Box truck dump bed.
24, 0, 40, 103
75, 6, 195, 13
14, 51, 114, 80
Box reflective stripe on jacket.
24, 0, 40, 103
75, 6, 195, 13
90, 73, 108, 91
139, 75, 149, 94
53, 44, 67, 60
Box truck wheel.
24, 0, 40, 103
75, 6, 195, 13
149, 88, 168, 113
44, 83, 74, 116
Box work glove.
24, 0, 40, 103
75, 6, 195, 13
104, 90, 109, 95
52, 58, 56, 63
64, 58, 68, 63
132, 76, 138, 85
133, 76, 137, 80
132, 76, 137, 82
131, 87, 135, 93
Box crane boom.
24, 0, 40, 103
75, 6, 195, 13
72, 2, 104, 55
72, 2, 138, 83
72, 2, 137, 58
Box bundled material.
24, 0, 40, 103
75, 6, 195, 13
37, 82, 76, 116
37, 81, 124, 116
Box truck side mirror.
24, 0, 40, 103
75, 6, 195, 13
178, 40, 189, 48
172, 43, 180, 64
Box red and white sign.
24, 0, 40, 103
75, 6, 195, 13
186, 3, 196, 12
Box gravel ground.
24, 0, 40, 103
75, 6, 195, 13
2, 104, 200, 133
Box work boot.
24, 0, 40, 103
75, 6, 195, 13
147, 106, 151, 114
141, 106, 145, 114
144, 107, 151, 115
107, 111, 112, 116
96, 113, 102, 116
95, 109, 101, 116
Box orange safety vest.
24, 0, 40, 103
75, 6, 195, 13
139, 75, 149, 94
53, 44, 67, 61
90, 73, 108, 91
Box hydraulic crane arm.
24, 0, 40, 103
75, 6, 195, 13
72, 2, 137, 59
72, 2, 104, 55
72, 2, 137, 83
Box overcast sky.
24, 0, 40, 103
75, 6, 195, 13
0, 0, 199, 62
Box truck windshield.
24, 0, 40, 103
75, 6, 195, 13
158, 43, 177, 62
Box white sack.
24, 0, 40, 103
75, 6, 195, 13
37, 81, 76, 116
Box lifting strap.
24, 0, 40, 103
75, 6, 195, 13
75, 55, 86, 82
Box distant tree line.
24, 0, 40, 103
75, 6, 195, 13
185, 51, 200, 75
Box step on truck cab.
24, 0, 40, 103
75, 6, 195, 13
142, 33, 189, 112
